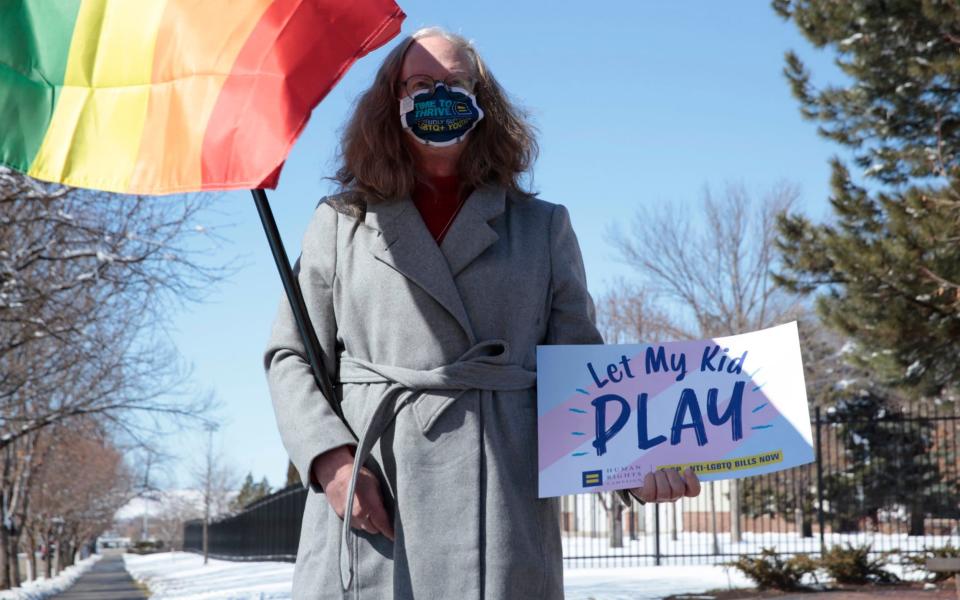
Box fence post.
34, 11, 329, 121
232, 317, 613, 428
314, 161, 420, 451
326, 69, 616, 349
653, 503, 661, 566
815, 406, 826, 556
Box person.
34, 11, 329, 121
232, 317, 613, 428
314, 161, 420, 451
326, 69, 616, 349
263, 25, 702, 600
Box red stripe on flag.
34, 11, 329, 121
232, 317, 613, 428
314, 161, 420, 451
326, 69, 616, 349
200, 0, 405, 190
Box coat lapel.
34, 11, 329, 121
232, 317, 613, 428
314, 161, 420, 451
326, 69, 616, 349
364, 183, 504, 342
439, 183, 504, 278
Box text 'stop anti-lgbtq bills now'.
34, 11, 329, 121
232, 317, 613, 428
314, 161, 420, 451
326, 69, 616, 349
535, 321, 814, 498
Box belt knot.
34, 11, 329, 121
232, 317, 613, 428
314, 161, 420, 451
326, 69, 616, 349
335, 339, 536, 590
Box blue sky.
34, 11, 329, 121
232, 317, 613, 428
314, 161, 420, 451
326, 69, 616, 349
154, 1, 849, 491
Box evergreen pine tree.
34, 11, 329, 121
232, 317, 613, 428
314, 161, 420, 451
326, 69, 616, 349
771, 0, 960, 399
821, 387, 951, 535
286, 460, 300, 488
229, 472, 271, 512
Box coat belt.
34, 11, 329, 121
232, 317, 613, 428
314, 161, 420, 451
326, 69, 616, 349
333, 339, 537, 591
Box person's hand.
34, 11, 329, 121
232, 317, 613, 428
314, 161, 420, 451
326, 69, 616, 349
312, 445, 395, 541
628, 467, 701, 503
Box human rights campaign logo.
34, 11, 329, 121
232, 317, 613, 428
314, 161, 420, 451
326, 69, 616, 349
582, 470, 603, 488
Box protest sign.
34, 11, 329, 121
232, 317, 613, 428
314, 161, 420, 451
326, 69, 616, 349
536, 321, 814, 498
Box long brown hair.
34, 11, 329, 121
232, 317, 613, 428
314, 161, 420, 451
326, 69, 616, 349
328, 26, 539, 208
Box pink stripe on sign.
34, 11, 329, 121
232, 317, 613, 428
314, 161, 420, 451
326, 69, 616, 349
538, 340, 706, 471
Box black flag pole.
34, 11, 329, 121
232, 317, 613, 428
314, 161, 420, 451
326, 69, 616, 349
251, 188, 357, 440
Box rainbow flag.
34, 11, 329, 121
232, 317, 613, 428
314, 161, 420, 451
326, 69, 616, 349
0, 0, 405, 195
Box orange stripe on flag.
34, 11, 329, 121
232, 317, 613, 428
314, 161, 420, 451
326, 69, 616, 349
201, 0, 405, 189
129, 0, 274, 194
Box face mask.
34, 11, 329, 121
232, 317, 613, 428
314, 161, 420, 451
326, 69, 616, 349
399, 82, 484, 146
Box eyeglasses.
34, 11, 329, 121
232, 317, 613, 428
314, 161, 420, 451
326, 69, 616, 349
398, 73, 478, 98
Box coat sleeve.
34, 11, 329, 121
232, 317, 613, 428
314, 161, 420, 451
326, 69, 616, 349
262, 200, 356, 494
544, 203, 604, 347
545, 203, 645, 507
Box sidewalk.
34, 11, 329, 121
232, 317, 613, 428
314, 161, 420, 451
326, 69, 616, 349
775, 590, 957, 599
671, 582, 960, 600
50, 550, 148, 600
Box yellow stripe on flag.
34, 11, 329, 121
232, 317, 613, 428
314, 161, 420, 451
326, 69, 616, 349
28, 0, 167, 192
129, 0, 274, 193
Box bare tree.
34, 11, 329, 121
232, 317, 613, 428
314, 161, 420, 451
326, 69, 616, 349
608, 181, 802, 337
55, 430, 134, 570
191, 423, 239, 564
17, 421, 134, 583
0, 169, 232, 448
604, 180, 804, 544
0, 169, 233, 589
152, 491, 204, 551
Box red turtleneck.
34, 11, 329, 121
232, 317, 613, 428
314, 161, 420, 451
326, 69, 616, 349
411, 173, 473, 245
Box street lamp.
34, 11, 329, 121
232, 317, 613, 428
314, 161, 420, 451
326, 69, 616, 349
202, 422, 219, 565
51, 516, 65, 574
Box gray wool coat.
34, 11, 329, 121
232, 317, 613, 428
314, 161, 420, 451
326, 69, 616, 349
263, 182, 635, 599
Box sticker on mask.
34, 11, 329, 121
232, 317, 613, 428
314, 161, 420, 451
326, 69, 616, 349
399, 83, 484, 147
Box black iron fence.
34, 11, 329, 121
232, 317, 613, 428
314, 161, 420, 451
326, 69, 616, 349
184, 484, 306, 561
186, 402, 960, 568
560, 402, 960, 567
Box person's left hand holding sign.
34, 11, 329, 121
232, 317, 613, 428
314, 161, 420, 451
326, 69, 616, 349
628, 467, 702, 503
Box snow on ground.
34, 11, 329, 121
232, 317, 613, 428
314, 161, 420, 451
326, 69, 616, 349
114, 488, 211, 521
124, 552, 294, 600
564, 565, 753, 599
125, 551, 753, 599
126, 531, 951, 600
0, 554, 102, 600
563, 530, 960, 566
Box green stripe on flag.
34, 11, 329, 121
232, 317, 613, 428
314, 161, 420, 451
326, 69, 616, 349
0, 1, 83, 173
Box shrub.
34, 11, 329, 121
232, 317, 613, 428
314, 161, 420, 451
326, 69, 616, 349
728, 547, 819, 591
130, 539, 163, 555
820, 543, 899, 585
902, 544, 960, 583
